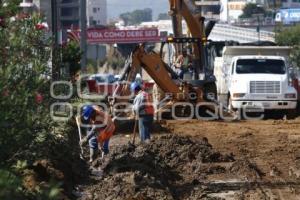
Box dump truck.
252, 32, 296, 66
214, 45, 298, 118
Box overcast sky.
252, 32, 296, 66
107, 0, 169, 20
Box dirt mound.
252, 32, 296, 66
229, 159, 265, 180
82, 135, 234, 200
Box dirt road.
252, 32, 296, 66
163, 118, 300, 199
77, 118, 300, 200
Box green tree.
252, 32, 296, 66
157, 13, 171, 20
240, 3, 266, 18
120, 8, 152, 25
275, 25, 300, 68
62, 41, 82, 78
0, 1, 60, 199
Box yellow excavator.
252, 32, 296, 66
111, 0, 221, 118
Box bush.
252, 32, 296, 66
62, 41, 82, 77
0, 2, 62, 199
275, 25, 300, 68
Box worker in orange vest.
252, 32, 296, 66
131, 82, 154, 143
78, 105, 115, 162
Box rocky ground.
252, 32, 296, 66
74, 118, 300, 200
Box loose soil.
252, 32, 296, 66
76, 118, 300, 200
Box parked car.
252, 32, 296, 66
86, 74, 117, 99
87, 73, 155, 102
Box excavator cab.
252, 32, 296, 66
159, 36, 217, 100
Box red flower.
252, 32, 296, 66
35, 92, 43, 104
35, 23, 46, 30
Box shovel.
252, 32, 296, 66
128, 116, 138, 149
75, 116, 84, 159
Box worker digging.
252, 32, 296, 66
76, 105, 115, 163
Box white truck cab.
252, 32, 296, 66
228, 55, 297, 113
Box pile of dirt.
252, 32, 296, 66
229, 159, 265, 181
81, 135, 235, 200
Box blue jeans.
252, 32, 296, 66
179, 67, 188, 79
138, 115, 153, 142
88, 136, 109, 154
102, 140, 109, 154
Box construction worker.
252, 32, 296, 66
175, 49, 192, 79
131, 82, 154, 143
78, 105, 115, 162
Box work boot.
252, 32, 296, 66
145, 139, 151, 144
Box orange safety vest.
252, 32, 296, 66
97, 123, 115, 143
92, 106, 115, 143
140, 91, 154, 116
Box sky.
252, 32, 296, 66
107, 0, 169, 21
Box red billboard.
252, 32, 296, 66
73, 28, 161, 44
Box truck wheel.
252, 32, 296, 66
204, 83, 217, 102
197, 83, 218, 120
227, 95, 234, 111
265, 111, 284, 120
286, 109, 298, 120
227, 95, 244, 120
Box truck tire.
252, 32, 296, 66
197, 83, 218, 120
286, 109, 298, 120
203, 83, 217, 102
265, 110, 286, 120
227, 94, 234, 111
227, 94, 245, 120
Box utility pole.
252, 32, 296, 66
252, 12, 263, 43
80, 0, 87, 73
51, 0, 59, 80
257, 15, 260, 42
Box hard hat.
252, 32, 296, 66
130, 82, 141, 92
82, 105, 94, 121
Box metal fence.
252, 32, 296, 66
209, 24, 275, 43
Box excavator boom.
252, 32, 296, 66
112, 44, 203, 105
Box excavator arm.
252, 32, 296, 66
132, 45, 181, 95
112, 44, 203, 104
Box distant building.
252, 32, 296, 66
140, 20, 188, 35
59, 0, 107, 28
222, 0, 247, 21
59, 0, 80, 29
21, 0, 80, 30
87, 0, 107, 26
219, 0, 265, 22
275, 8, 300, 24
220, 0, 300, 22
195, 0, 221, 20
281, 0, 300, 8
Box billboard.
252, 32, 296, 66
73, 28, 161, 44
275, 8, 300, 24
